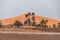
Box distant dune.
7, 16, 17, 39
1, 13, 60, 28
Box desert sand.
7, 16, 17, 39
0, 13, 60, 40
0, 33, 60, 40
1, 13, 60, 28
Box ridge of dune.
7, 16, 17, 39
35, 15, 60, 28
1, 13, 26, 25
1, 13, 60, 28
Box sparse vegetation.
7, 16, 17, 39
0, 12, 60, 32
13, 20, 23, 28
58, 23, 60, 28
0, 20, 2, 28
53, 24, 56, 28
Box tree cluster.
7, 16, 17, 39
0, 12, 60, 28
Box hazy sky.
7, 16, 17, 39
0, 0, 60, 20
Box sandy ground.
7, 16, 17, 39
0, 27, 60, 40
0, 27, 60, 32
0, 33, 60, 40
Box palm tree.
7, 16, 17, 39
40, 19, 45, 27
24, 13, 31, 26
44, 20, 48, 27
27, 18, 31, 26
45, 20, 48, 22
53, 24, 56, 28
25, 14, 28, 18
8, 24, 13, 28
27, 12, 31, 26
32, 15, 36, 26
24, 14, 28, 26
32, 16, 35, 21
31, 12, 36, 26
32, 21, 36, 26
58, 23, 60, 28
32, 12, 35, 16
24, 20, 27, 26
13, 20, 23, 28
40, 19, 48, 28
24, 18, 31, 26
28, 12, 31, 16
0, 20, 2, 28
36, 24, 41, 27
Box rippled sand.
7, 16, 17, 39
0, 33, 60, 40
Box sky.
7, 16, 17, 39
0, 0, 60, 20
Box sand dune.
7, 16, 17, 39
1, 13, 60, 28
